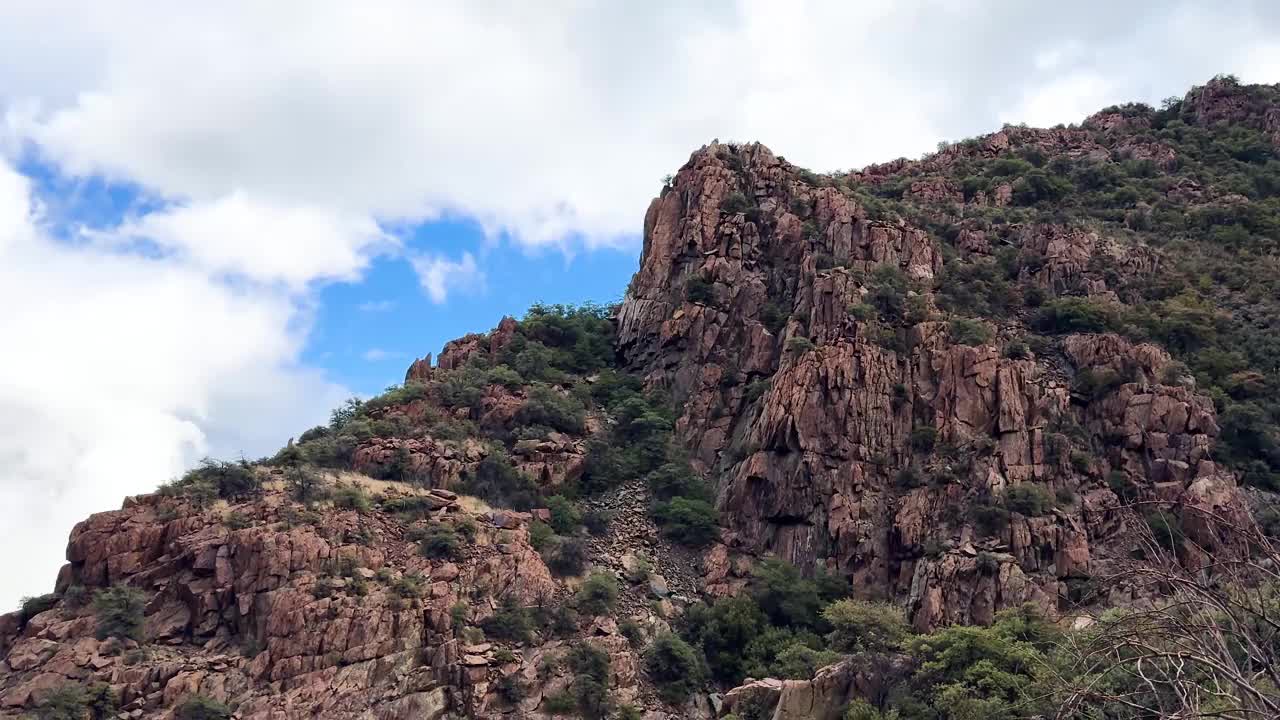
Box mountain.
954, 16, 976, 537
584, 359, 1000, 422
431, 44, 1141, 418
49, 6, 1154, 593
4, 75, 1280, 720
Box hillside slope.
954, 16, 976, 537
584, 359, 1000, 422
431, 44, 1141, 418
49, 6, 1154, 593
3, 75, 1280, 720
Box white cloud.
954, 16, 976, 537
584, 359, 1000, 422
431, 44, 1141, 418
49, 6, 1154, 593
0, 159, 352, 609
410, 252, 484, 304
2, 1, 1275, 251
105, 192, 394, 290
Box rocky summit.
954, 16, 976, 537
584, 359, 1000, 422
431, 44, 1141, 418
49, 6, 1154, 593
5, 75, 1280, 719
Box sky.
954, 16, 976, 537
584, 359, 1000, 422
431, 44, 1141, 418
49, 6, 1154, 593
2, 0, 1280, 609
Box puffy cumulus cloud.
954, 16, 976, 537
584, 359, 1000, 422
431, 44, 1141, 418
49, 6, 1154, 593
0, 159, 352, 609
3, 1, 1279, 251
105, 192, 394, 290
410, 252, 484, 304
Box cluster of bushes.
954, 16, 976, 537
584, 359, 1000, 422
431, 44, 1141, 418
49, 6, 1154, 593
634, 550, 1066, 719
158, 458, 261, 505
29, 683, 118, 720
678, 559, 851, 686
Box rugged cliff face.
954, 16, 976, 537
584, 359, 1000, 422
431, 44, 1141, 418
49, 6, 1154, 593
4, 76, 1280, 719
615, 136, 1245, 631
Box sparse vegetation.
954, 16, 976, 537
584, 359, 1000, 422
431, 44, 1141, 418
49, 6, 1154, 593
93, 585, 145, 642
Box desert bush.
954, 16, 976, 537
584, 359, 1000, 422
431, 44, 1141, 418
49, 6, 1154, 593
482, 597, 533, 643
93, 585, 145, 641
576, 573, 620, 616
686, 275, 716, 304
653, 497, 720, 547
19, 593, 59, 624
517, 385, 586, 434
544, 537, 589, 576
1003, 483, 1053, 516
545, 495, 582, 535
786, 336, 815, 354
418, 526, 461, 560
823, 599, 911, 652
331, 485, 371, 511
644, 633, 706, 703
31, 683, 117, 720
174, 694, 232, 720
949, 318, 992, 346
1032, 297, 1118, 334
721, 191, 750, 214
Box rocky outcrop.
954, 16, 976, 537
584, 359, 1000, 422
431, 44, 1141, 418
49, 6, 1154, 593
0, 478, 673, 719
618, 140, 1250, 629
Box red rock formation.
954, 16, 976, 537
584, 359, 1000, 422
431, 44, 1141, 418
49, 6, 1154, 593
0, 482, 670, 719
618, 141, 1250, 630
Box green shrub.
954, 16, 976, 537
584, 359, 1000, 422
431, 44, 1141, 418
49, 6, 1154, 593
566, 642, 612, 718
1002, 340, 1031, 359
751, 559, 849, 631
909, 427, 937, 453
517, 385, 586, 434
721, 191, 751, 214
899, 605, 1058, 719
1032, 298, 1118, 334
786, 336, 816, 354
418, 526, 461, 560
744, 378, 772, 403
843, 699, 891, 720
528, 520, 555, 551
331, 485, 371, 511
868, 264, 910, 322
970, 502, 1010, 536
895, 466, 924, 489
546, 495, 582, 535
223, 511, 251, 530
175, 458, 262, 501
1003, 483, 1053, 516
770, 641, 842, 679
576, 573, 620, 616
544, 537, 589, 576
93, 585, 145, 641
482, 597, 532, 643
646, 461, 712, 502
619, 618, 645, 647
823, 599, 911, 652
486, 364, 524, 388
644, 633, 706, 703
542, 693, 576, 714
848, 302, 876, 321
32, 683, 117, 720
461, 450, 539, 510
63, 585, 89, 609
19, 593, 59, 624
174, 694, 233, 720
949, 318, 992, 346
653, 497, 720, 547
686, 275, 716, 304
583, 509, 612, 536
761, 301, 790, 334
